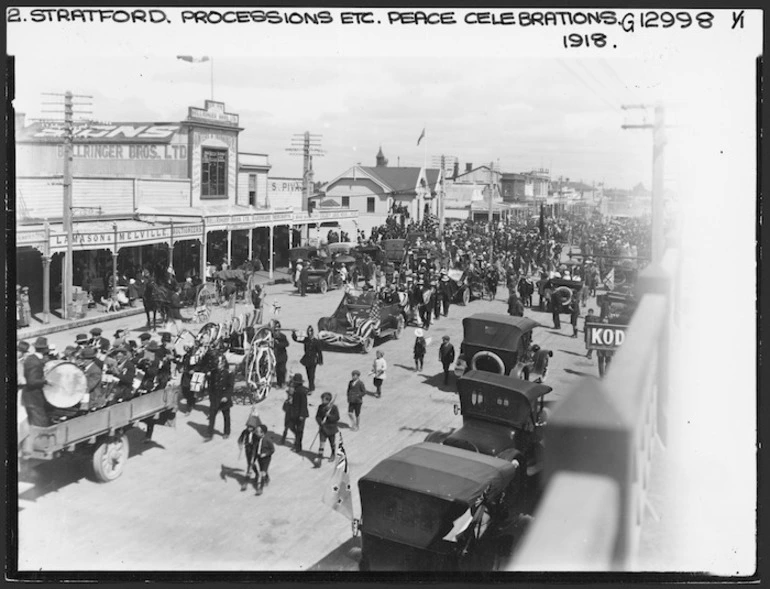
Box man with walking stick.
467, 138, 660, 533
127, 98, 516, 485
313, 392, 340, 468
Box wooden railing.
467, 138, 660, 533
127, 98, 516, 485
510, 248, 680, 571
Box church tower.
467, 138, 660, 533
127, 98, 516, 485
376, 146, 388, 167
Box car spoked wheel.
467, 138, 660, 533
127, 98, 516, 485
92, 434, 129, 482
319, 279, 328, 294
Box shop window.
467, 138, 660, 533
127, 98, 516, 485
367, 197, 375, 213
249, 174, 257, 207
342, 196, 350, 208
201, 148, 227, 198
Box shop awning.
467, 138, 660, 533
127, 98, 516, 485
17, 218, 204, 255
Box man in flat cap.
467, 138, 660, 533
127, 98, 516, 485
89, 327, 110, 352
22, 337, 51, 426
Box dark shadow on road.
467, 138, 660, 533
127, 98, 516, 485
559, 349, 589, 358
307, 535, 362, 571
563, 367, 595, 378
18, 425, 161, 502
393, 363, 417, 372
419, 372, 456, 392
186, 420, 212, 438
219, 464, 252, 489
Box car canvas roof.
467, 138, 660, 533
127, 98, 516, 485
359, 442, 518, 504
458, 370, 552, 405
462, 314, 540, 350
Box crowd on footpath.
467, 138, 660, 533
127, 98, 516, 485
17, 212, 649, 496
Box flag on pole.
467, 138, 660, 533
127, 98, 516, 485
322, 440, 354, 521
603, 267, 615, 291
417, 128, 426, 146
177, 55, 210, 63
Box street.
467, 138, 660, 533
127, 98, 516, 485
18, 279, 601, 571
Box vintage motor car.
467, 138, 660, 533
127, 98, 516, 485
380, 238, 406, 268
454, 314, 552, 382
426, 370, 551, 480
444, 269, 494, 306
288, 246, 320, 278
301, 257, 342, 294
355, 442, 526, 571
317, 288, 406, 353
542, 277, 583, 313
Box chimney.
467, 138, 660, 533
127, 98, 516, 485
466, 163, 473, 173
452, 161, 459, 179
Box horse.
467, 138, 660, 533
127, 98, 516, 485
143, 279, 185, 330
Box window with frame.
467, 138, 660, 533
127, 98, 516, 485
201, 148, 227, 198
342, 196, 350, 208
248, 174, 257, 206
367, 197, 375, 213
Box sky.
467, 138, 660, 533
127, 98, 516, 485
9, 8, 758, 190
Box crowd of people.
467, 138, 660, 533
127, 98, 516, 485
18, 211, 651, 498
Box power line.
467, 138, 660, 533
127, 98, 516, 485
556, 59, 623, 114
573, 61, 628, 109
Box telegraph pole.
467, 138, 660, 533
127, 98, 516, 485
621, 103, 667, 262
287, 131, 324, 212
41, 91, 92, 319
488, 161, 495, 261
438, 154, 446, 234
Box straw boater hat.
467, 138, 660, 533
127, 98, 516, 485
414, 328, 424, 338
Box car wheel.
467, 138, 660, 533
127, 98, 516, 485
362, 337, 374, 354
92, 433, 129, 482
470, 350, 505, 374
319, 279, 328, 294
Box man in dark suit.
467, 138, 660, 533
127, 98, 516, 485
205, 353, 234, 441
508, 291, 525, 317
22, 337, 51, 427
299, 264, 309, 297
438, 335, 456, 386
292, 326, 323, 392
272, 321, 289, 388
290, 373, 309, 452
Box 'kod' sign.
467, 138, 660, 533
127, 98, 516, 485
585, 323, 627, 351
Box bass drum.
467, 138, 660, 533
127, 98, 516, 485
43, 361, 87, 408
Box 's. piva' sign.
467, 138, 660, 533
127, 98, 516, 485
585, 323, 627, 351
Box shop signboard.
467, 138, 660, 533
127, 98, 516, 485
585, 323, 627, 351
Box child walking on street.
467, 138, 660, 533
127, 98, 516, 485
372, 350, 387, 397
413, 328, 426, 371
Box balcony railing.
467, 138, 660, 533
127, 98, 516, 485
510, 248, 680, 571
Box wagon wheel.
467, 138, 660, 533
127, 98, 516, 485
196, 283, 218, 313
92, 433, 129, 482
319, 278, 328, 294
461, 287, 471, 306
172, 329, 197, 357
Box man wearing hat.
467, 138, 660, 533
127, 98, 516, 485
298, 260, 309, 297
105, 347, 136, 403
75, 333, 90, 353
80, 347, 106, 411
22, 337, 50, 426
438, 335, 456, 386
271, 320, 289, 389
289, 373, 309, 452
137, 340, 161, 393
438, 270, 452, 317
89, 327, 110, 352
205, 352, 234, 441
156, 332, 175, 389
